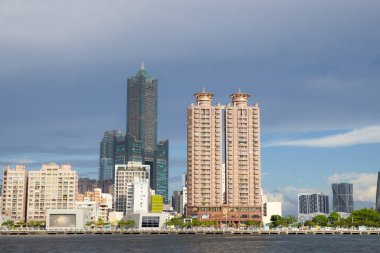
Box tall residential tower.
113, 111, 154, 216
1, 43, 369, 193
187, 90, 262, 225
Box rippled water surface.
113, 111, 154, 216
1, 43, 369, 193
0, 234, 379, 253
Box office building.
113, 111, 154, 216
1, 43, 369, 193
133, 181, 150, 213
155, 140, 169, 203
27, 163, 78, 222
126, 64, 169, 200
187, 90, 262, 225
376, 172, 380, 213
99, 130, 124, 181
298, 193, 329, 222
332, 183, 354, 213
1, 165, 28, 222
113, 162, 150, 215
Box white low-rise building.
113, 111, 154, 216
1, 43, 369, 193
126, 212, 167, 229
46, 209, 91, 230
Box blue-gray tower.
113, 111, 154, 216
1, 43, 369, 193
126, 63, 169, 203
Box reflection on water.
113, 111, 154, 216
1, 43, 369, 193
0, 234, 379, 253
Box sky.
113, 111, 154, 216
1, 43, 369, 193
1, 0, 380, 215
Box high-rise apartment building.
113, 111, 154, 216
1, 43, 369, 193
126, 63, 169, 202
376, 172, 380, 213
187, 90, 262, 225
99, 130, 124, 181
187, 91, 224, 210
332, 183, 354, 213
27, 163, 78, 222
1, 165, 28, 222
225, 92, 261, 209
113, 162, 150, 215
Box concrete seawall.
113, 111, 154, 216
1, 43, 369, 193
1, 230, 379, 236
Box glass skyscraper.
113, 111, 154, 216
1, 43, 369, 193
126, 63, 169, 203
332, 183, 354, 213
99, 130, 123, 181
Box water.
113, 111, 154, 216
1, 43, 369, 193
0, 234, 379, 253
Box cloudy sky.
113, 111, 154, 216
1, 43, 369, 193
1, 0, 380, 214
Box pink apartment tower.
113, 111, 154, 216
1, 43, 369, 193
187, 89, 262, 226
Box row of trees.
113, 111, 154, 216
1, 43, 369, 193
85, 218, 135, 228
271, 209, 380, 228
304, 209, 380, 228
1, 220, 45, 228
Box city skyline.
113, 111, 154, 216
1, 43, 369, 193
1, 1, 380, 215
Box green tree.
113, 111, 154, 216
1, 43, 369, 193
328, 212, 341, 225
312, 215, 328, 227
118, 219, 135, 228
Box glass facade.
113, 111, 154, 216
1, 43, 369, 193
142, 216, 160, 227
99, 130, 123, 181
126, 65, 169, 198
332, 183, 354, 213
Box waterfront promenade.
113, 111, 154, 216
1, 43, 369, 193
1, 228, 379, 236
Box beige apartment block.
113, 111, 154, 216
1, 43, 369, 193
27, 163, 78, 222
1, 165, 28, 222
187, 90, 224, 210
187, 90, 262, 226
225, 92, 262, 208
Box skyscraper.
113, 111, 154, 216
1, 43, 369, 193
127, 62, 157, 163
332, 183, 354, 213
298, 193, 329, 222
126, 63, 169, 202
187, 89, 262, 225
99, 130, 123, 181
376, 172, 380, 213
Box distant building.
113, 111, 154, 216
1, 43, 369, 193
332, 183, 354, 213
298, 193, 329, 222
172, 191, 181, 213
78, 178, 98, 194
113, 162, 150, 215
155, 140, 169, 204
99, 130, 124, 181
1, 165, 28, 222
151, 195, 164, 213
376, 172, 380, 213
97, 179, 114, 194
76, 188, 112, 222
27, 163, 78, 222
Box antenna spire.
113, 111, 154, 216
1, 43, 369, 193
238, 88, 241, 93
202, 87, 206, 93
140, 61, 145, 70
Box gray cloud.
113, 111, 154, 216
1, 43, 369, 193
1, 0, 380, 181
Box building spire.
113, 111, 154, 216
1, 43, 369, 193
202, 87, 206, 93
140, 61, 145, 70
